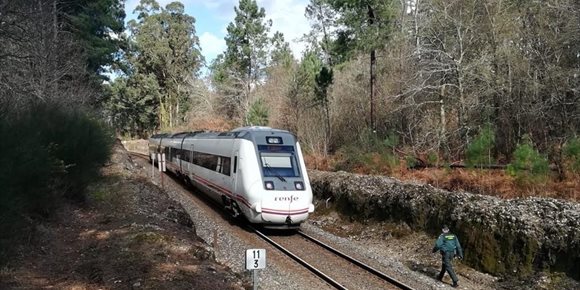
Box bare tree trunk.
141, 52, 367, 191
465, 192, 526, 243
318, 5, 333, 66
439, 86, 446, 157
414, 0, 421, 54
245, 54, 252, 126
37, 0, 47, 101
368, 4, 376, 131
52, 0, 58, 97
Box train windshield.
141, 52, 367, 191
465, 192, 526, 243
260, 154, 300, 177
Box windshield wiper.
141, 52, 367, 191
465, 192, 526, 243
264, 163, 286, 182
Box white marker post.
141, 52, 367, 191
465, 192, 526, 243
157, 153, 162, 171
158, 153, 166, 188
245, 249, 266, 290
151, 153, 156, 180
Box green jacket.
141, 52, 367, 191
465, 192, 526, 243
433, 233, 463, 258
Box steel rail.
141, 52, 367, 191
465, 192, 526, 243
251, 226, 348, 290
298, 231, 415, 290
131, 151, 415, 290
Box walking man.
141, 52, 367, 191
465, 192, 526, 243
432, 225, 463, 288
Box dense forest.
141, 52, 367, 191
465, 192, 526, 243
1, 0, 579, 260
0, 0, 124, 260
106, 0, 579, 192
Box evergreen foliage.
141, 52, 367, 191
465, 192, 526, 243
210, 0, 292, 124
0, 0, 119, 266
314, 66, 333, 105
270, 32, 294, 69
108, 0, 203, 133
466, 124, 496, 168
106, 74, 160, 136
246, 98, 269, 126
383, 131, 399, 151
0, 105, 113, 262
335, 129, 399, 172
507, 135, 550, 182
223, 0, 271, 82
317, 0, 395, 64
64, 0, 126, 75
563, 137, 580, 174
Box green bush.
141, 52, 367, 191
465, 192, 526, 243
507, 135, 549, 183
563, 137, 580, 174
405, 155, 418, 169
34, 106, 114, 199
334, 129, 399, 173
0, 104, 113, 262
245, 98, 269, 126
466, 124, 496, 168
427, 151, 439, 166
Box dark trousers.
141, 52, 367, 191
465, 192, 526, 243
438, 251, 458, 283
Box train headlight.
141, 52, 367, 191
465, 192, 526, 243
264, 181, 275, 190
266, 137, 282, 144
294, 181, 304, 190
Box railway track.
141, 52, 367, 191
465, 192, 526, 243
129, 151, 150, 159
252, 226, 415, 290
130, 151, 415, 290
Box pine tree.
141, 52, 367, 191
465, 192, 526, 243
212, 0, 272, 124
62, 0, 125, 75
306, 0, 395, 130
270, 32, 293, 69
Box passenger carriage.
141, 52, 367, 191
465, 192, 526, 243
148, 127, 314, 229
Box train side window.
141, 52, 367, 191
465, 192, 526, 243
233, 156, 237, 174
216, 156, 222, 172
222, 157, 231, 176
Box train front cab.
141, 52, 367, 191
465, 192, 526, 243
236, 130, 314, 229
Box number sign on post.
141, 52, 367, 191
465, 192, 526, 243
245, 249, 266, 290
245, 249, 266, 270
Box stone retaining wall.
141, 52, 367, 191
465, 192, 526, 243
308, 170, 580, 279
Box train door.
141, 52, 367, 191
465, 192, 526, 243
177, 149, 182, 174
188, 144, 194, 176
232, 151, 239, 195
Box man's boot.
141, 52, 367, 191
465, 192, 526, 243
452, 281, 459, 288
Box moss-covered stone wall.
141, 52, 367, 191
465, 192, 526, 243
308, 170, 580, 280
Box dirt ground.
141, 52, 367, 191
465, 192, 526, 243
5, 140, 575, 290
308, 208, 580, 290
0, 143, 247, 290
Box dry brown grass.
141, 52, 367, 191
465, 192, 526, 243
305, 153, 580, 201
304, 151, 338, 171
391, 168, 580, 201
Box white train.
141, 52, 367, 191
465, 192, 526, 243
148, 127, 314, 229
